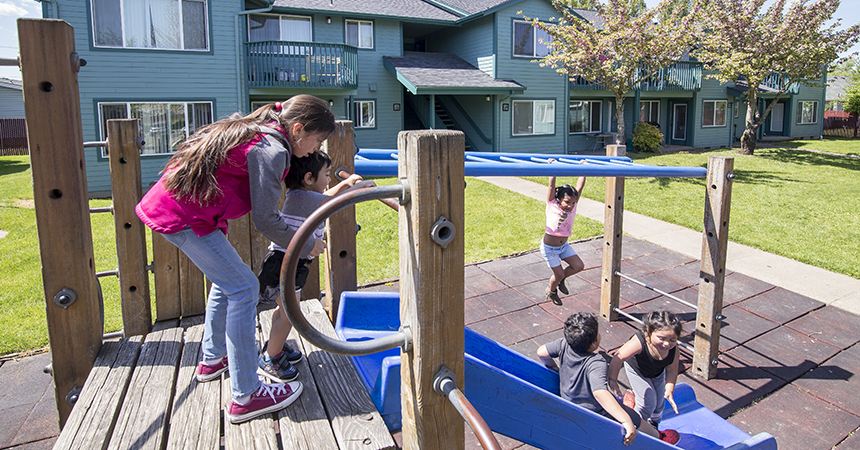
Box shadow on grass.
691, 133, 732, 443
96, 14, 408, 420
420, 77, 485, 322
758, 147, 860, 171
0, 158, 30, 177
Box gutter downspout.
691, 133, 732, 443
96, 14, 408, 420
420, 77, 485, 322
36, 0, 59, 19
236, 4, 274, 113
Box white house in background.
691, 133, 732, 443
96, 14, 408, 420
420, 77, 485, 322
825, 76, 851, 119
0, 78, 25, 119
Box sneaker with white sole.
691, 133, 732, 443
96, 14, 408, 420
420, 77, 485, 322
226, 381, 303, 424
258, 352, 299, 383
196, 357, 228, 382
262, 340, 303, 364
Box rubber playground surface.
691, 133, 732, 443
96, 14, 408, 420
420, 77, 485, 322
361, 237, 860, 450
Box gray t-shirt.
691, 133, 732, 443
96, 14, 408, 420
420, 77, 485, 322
545, 337, 609, 413
269, 189, 326, 258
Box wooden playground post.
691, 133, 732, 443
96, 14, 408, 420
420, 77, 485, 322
323, 120, 358, 321
18, 18, 102, 426
106, 119, 152, 337
399, 130, 466, 450
693, 156, 734, 379
600, 144, 626, 322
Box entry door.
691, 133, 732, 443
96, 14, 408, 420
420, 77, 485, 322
673, 104, 687, 141
771, 103, 784, 133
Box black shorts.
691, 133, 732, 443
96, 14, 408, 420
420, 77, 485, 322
257, 250, 312, 293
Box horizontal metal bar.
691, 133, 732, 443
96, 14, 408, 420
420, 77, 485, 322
615, 271, 698, 310
83, 141, 107, 148
96, 269, 118, 278
89, 206, 113, 214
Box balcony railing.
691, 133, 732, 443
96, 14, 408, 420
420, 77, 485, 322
762, 72, 800, 94
246, 41, 358, 89
571, 60, 702, 92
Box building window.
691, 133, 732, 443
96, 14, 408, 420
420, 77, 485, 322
569, 100, 601, 133
346, 19, 373, 48
639, 100, 659, 123
513, 20, 551, 58
353, 100, 375, 128
513, 100, 554, 135
98, 101, 213, 157
797, 100, 819, 124
734, 101, 739, 118
702, 100, 727, 127
92, 0, 209, 50
248, 14, 311, 42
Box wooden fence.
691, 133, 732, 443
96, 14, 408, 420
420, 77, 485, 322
0, 118, 28, 156
823, 116, 859, 138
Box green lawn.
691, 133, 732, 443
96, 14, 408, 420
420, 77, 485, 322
772, 137, 860, 156
0, 156, 602, 355
527, 146, 860, 280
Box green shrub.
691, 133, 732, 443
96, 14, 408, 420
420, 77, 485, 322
632, 122, 664, 152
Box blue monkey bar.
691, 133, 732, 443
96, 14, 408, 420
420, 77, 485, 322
353, 149, 708, 178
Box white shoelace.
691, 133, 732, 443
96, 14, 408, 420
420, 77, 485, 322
256, 382, 289, 401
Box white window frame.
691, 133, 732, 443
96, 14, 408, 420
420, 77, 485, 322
569, 100, 602, 134
734, 101, 739, 118
639, 100, 659, 123
91, 0, 209, 50
345, 19, 373, 49
797, 100, 819, 124
97, 101, 213, 157
247, 14, 312, 42
513, 19, 552, 58
353, 100, 375, 128
702, 100, 727, 127
512, 99, 555, 136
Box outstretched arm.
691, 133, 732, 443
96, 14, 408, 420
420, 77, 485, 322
594, 389, 637, 446
608, 336, 642, 397
664, 347, 681, 414
547, 158, 558, 203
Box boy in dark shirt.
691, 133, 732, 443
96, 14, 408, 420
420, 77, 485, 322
537, 312, 667, 446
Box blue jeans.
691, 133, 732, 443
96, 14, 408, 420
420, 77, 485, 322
161, 228, 261, 399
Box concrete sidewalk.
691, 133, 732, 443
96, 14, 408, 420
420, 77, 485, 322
477, 176, 860, 316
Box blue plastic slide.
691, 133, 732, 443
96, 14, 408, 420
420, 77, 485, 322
334, 291, 776, 450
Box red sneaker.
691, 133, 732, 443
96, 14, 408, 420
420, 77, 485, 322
227, 381, 303, 424
196, 357, 228, 382
659, 429, 680, 445
623, 391, 636, 409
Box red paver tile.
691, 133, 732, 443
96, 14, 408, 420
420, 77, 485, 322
465, 297, 497, 325
491, 261, 549, 288
575, 245, 603, 270
10, 396, 60, 447
729, 385, 860, 450
722, 272, 774, 305
0, 404, 32, 448
736, 287, 824, 325
618, 278, 661, 304
597, 316, 641, 352
540, 288, 603, 320
509, 334, 552, 363
718, 304, 780, 351
469, 316, 523, 346
794, 348, 860, 417
10, 437, 58, 450
654, 263, 702, 287
727, 327, 840, 382
575, 267, 603, 286
787, 307, 860, 350
465, 272, 507, 299
506, 305, 565, 340
464, 264, 486, 278
477, 289, 535, 317
834, 426, 860, 449
619, 259, 654, 278
621, 237, 664, 258
677, 352, 787, 418
627, 249, 696, 272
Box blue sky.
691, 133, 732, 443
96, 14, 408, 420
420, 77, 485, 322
0, 0, 858, 80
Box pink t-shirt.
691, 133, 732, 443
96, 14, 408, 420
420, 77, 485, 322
545, 199, 577, 238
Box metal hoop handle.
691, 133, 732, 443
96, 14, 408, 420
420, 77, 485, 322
280, 183, 412, 356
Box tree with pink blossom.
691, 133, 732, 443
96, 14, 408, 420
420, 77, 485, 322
522, 0, 700, 146
694, 0, 860, 155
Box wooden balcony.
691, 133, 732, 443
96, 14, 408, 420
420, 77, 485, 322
246, 41, 358, 89
570, 60, 702, 92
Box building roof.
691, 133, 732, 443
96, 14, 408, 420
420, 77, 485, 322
270, 0, 463, 22
383, 52, 525, 95
0, 78, 22, 90
827, 76, 851, 102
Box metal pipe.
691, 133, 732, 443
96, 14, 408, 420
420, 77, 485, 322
89, 205, 113, 214
280, 184, 412, 356
615, 271, 698, 310
96, 269, 118, 278
83, 141, 107, 148
434, 368, 501, 450
613, 307, 694, 352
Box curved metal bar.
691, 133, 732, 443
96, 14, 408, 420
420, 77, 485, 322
280, 183, 412, 356
435, 373, 502, 450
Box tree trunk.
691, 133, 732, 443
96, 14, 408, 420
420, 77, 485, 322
740, 91, 759, 155
615, 94, 625, 146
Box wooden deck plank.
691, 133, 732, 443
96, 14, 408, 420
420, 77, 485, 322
54, 336, 142, 450
166, 316, 221, 450
107, 326, 183, 450
259, 307, 340, 450
299, 300, 397, 450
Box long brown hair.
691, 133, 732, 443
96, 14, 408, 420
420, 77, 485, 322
162, 94, 335, 204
